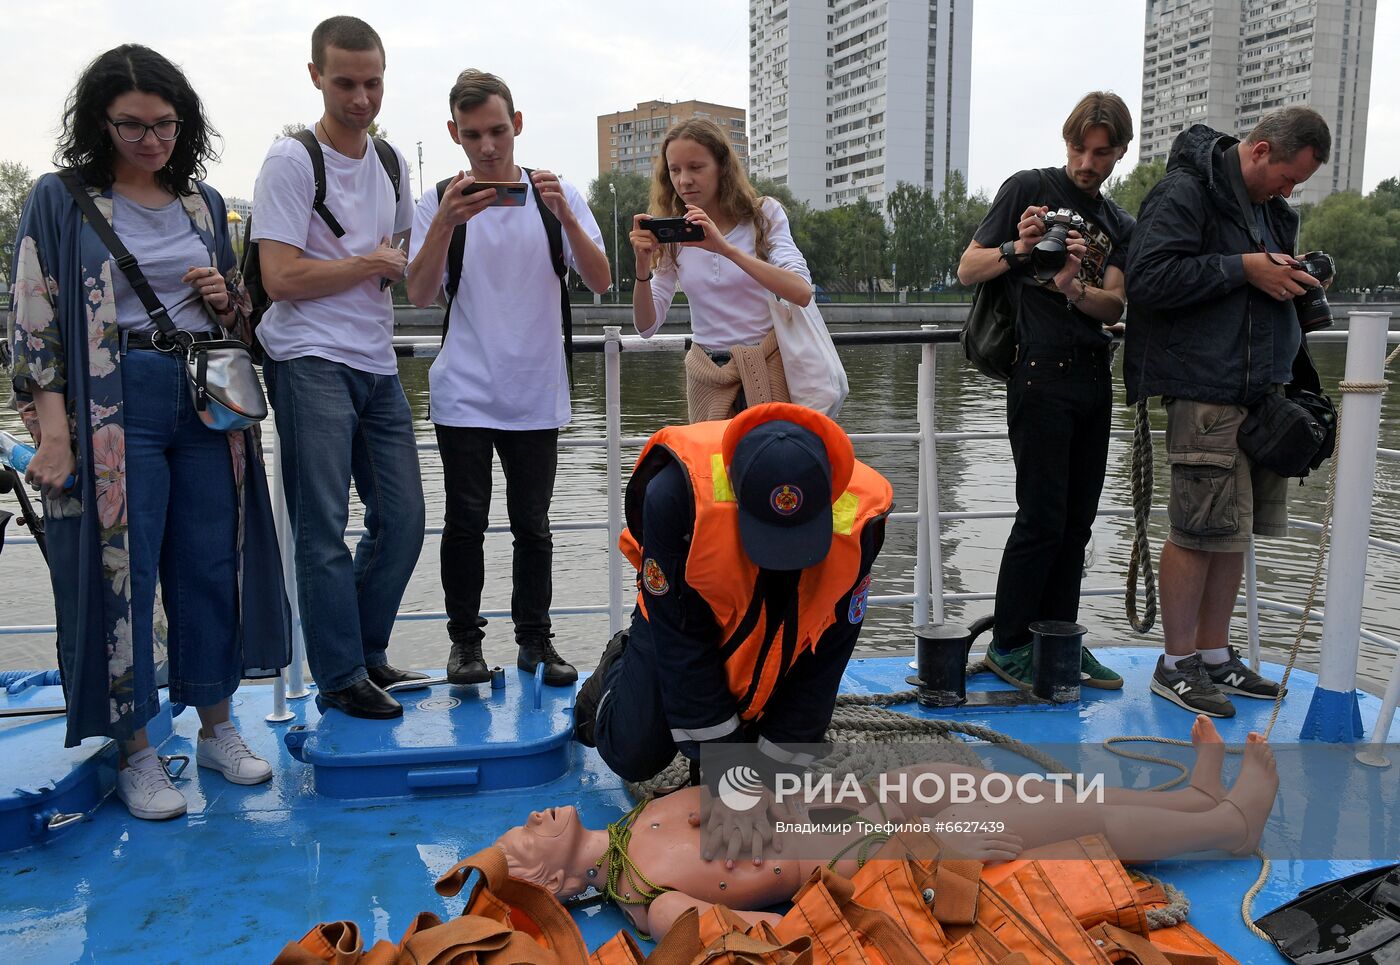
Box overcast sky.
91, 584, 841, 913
4, 0, 1396, 203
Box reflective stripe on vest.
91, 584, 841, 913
620, 420, 893, 722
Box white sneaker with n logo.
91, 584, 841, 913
1150, 655, 1236, 718
1206, 647, 1287, 700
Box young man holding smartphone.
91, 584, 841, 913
406, 70, 611, 687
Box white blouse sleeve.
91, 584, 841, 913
761, 198, 812, 284
636, 257, 679, 338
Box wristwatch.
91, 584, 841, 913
999, 240, 1020, 266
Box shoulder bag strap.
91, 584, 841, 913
290, 128, 345, 239
56, 171, 178, 340
1222, 143, 1264, 252
371, 137, 401, 202
435, 177, 468, 342
521, 166, 574, 382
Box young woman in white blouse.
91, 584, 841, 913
630, 118, 814, 421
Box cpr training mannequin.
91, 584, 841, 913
496, 717, 1278, 941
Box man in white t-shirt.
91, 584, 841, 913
251, 16, 426, 719
406, 70, 610, 688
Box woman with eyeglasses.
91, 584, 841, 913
7, 44, 289, 820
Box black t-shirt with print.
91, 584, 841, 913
973, 166, 1134, 351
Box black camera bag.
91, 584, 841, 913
1238, 388, 1336, 478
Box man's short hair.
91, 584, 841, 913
1062, 91, 1134, 149
311, 16, 385, 70
449, 70, 514, 117
1244, 107, 1332, 164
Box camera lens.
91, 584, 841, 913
1031, 225, 1070, 280
1293, 250, 1335, 333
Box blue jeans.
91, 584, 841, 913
264, 355, 425, 692
121, 348, 240, 715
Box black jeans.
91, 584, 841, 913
993, 345, 1112, 651
435, 425, 558, 644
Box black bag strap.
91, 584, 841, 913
290, 129, 344, 239
372, 137, 402, 202
435, 177, 467, 341
1223, 142, 1266, 252
522, 167, 574, 381
57, 171, 179, 340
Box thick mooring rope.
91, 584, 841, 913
1127, 397, 1158, 634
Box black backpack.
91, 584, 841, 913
240, 129, 402, 361
434, 168, 573, 378
959, 169, 1047, 381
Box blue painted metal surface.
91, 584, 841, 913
1300, 685, 1367, 742
285, 669, 575, 798
0, 649, 1396, 964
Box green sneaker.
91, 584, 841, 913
1079, 647, 1123, 690
985, 643, 1034, 690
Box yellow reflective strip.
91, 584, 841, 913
832, 491, 858, 535
711, 454, 735, 502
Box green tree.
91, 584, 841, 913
800, 207, 844, 289
1299, 190, 1399, 291
935, 170, 989, 289
887, 181, 939, 292
829, 198, 889, 293
1105, 158, 1167, 218
587, 170, 651, 291
0, 160, 35, 282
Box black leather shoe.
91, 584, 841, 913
518, 635, 578, 686
573, 630, 629, 746
316, 678, 403, 719
367, 664, 432, 692
447, 638, 491, 685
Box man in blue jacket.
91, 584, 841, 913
1125, 107, 1330, 718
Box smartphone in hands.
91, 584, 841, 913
640, 217, 705, 243
462, 181, 529, 207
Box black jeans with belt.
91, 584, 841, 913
992, 344, 1112, 651
435, 425, 558, 645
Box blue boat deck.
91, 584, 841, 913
2, 647, 1398, 964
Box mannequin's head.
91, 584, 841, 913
494, 805, 593, 898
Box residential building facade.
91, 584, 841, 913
1141, 0, 1375, 204
747, 0, 973, 210
597, 100, 748, 178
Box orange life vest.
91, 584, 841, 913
619, 417, 893, 723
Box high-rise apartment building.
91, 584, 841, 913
748, 0, 972, 211
1141, 0, 1375, 204
597, 100, 748, 178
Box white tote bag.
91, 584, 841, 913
768, 295, 849, 418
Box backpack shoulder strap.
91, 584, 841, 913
290, 128, 345, 238
372, 137, 402, 202
520, 166, 574, 380
435, 177, 468, 340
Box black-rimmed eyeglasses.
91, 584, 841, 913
107, 118, 183, 142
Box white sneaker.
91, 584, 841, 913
197, 721, 272, 785
117, 747, 188, 820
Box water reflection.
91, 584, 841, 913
2, 332, 1396, 691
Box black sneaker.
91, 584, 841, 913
447, 638, 491, 685
1150, 655, 1236, 718
1206, 647, 1287, 700
518, 634, 578, 686
574, 630, 629, 747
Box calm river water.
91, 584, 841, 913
2, 326, 1397, 692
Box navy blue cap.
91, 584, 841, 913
729, 420, 833, 570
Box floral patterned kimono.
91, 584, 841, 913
6, 172, 290, 747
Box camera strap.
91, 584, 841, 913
1222, 143, 1265, 253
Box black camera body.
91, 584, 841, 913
1293, 250, 1335, 333
640, 217, 706, 244
1031, 209, 1088, 281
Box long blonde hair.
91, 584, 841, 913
649, 118, 770, 268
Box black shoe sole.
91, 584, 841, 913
517, 659, 578, 686
1149, 679, 1235, 718
447, 667, 493, 685
314, 694, 403, 720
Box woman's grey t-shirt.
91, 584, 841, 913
110, 192, 216, 334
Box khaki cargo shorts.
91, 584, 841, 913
1164, 396, 1289, 553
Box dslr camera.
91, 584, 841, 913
1292, 250, 1335, 333
1030, 209, 1087, 281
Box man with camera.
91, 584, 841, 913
956, 92, 1135, 690
1125, 107, 1333, 718
405, 70, 610, 688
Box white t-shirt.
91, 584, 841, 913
639, 197, 812, 350
250, 136, 414, 375
410, 171, 603, 430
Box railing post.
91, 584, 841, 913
1244, 536, 1261, 671
604, 327, 625, 636
1356, 653, 1399, 768
270, 426, 309, 705
915, 325, 945, 627
1302, 311, 1389, 742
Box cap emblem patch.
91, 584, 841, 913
770, 484, 803, 516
